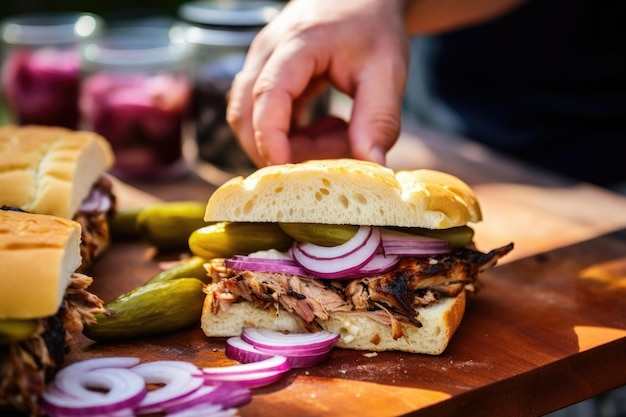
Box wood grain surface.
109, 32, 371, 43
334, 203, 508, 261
64, 121, 626, 416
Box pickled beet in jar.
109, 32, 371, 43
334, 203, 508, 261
0, 12, 102, 128
79, 26, 193, 181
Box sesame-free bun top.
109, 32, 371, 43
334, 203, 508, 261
0, 210, 82, 319
205, 159, 482, 229
0, 125, 114, 219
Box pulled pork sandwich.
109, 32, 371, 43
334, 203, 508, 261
0, 209, 104, 416
0, 125, 116, 268
197, 159, 513, 354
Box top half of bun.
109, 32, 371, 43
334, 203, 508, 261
0, 125, 114, 219
205, 159, 482, 229
0, 209, 82, 319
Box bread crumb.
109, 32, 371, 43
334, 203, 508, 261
363, 352, 378, 358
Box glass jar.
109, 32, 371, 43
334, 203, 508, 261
0, 12, 102, 128
176, 0, 285, 173
79, 26, 193, 181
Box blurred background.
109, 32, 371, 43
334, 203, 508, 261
1, 1, 183, 19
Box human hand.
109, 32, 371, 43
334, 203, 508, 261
227, 0, 410, 167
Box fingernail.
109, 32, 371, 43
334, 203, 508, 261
369, 146, 386, 165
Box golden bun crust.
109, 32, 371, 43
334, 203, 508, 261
0, 125, 114, 219
201, 290, 466, 355
205, 159, 481, 229
0, 210, 82, 319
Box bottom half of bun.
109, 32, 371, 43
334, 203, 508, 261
201, 290, 466, 355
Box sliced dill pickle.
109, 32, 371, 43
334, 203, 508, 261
387, 225, 475, 247
109, 207, 143, 240
188, 222, 293, 259
278, 223, 359, 246
83, 278, 205, 342
0, 318, 38, 345
136, 201, 208, 250
146, 256, 209, 285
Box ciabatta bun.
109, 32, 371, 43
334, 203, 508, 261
200, 159, 505, 355
0, 209, 82, 319
202, 287, 465, 355
205, 159, 481, 229
0, 125, 114, 219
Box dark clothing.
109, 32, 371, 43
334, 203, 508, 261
404, 0, 626, 185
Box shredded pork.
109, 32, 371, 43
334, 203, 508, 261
0, 273, 104, 416
206, 243, 514, 338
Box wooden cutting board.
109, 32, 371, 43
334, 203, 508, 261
65, 177, 626, 417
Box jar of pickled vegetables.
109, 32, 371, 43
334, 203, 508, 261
79, 26, 193, 180
0, 12, 102, 128
175, 0, 285, 173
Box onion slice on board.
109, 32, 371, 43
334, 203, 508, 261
41, 367, 147, 417
227, 335, 333, 368
131, 361, 205, 415
241, 328, 339, 354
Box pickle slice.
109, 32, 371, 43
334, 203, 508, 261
0, 318, 38, 345
386, 225, 475, 247
189, 222, 293, 259
279, 223, 359, 246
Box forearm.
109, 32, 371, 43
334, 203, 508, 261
402, 0, 527, 34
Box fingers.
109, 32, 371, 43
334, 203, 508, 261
348, 37, 409, 165
251, 39, 324, 166
227, 0, 409, 168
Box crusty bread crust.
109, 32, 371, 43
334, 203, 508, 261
205, 159, 481, 229
0, 125, 114, 219
201, 290, 466, 355
0, 210, 82, 319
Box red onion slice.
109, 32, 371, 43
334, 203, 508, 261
41, 368, 147, 417
292, 227, 381, 278
203, 369, 287, 389
226, 336, 332, 369
225, 337, 275, 363
164, 382, 251, 414
225, 256, 308, 276
241, 328, 339, 352
346, 253, 399, 277
296, 226, 373, 259
131, 362, 205, 415
51, 357, 141, 400
202, 355, 290, 376
166, 403, 234, 417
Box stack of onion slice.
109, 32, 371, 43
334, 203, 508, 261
41, 358, 254, 417
291, 226, 383, 278
226, 328, 339, 368
223, 226, 450, 280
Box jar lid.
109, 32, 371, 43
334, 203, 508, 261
80, 26, 192, 70
0, 12, 102, 46
178, 1, 283, 28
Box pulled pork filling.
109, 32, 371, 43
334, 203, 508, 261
0, 273, 104, 416
205, 243, 514, 339
74, 176, 116, 269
